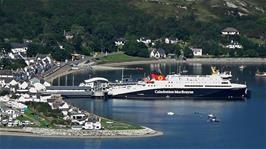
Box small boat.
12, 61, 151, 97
167, 112, 175, 116
208, 113, 216, 119
239, 65, 245, 70
209, 118, 220, 123
208, 113, 220, 122
255, 71, 266, 77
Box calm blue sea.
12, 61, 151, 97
1, 63, 266, 149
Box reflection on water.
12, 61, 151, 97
54, 63, 266, 86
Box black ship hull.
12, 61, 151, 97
109, 87, 248, 100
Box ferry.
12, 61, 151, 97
108, 73, 249, 100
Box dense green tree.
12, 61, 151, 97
122, 40, 149, 58
183, 47, 194, 58
0, 58, 26, 69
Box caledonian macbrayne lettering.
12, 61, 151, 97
154, 90, 194, 94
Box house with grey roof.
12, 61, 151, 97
0, 70, 14, 85
221, 27, 240, 35
150, 48, 166, 59
10, 43, 28, 54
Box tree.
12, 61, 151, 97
183, 47, 194, 58
122, 40, 149, 58
51, 48, 71, 61
27, 43, 46, 56
154, 42, 181, 56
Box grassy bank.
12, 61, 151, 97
16, 102, 67, 128
101, 118, 142, 130
97, 53, 148, 64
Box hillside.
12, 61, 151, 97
132, 0, 266, 18
131, 0, 266, 37
0, 0, 265, 60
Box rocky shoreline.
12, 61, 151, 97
0, 127, 162, 138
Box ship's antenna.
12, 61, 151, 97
121, 68, 124, 82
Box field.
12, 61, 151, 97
97, 53, 148, 64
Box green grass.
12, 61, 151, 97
16, 102, 68, 128
133, 0, 176, 18
101, 118, 143, 130
249, 38, 266, 45
97, 53, 147, 64
194, 4, 219, 22
16, 108, 41, 127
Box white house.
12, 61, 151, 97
137, 37, 152, 45
65, 33, 74, 40
9, 79, 18, 86
0, 70, 13, 87
62, 111, 68, 116
10, 43, 28, 54
2, 107, 18, 119
225, 44, 243, 49
25, 59, 35, 66
190, 47, 203, 56
83, 122, 94, 130
0, 70, 13, 79
114, 38, 126, 47
221, 27, 240, 35
225, 40, 243, 49
93, 121, 101, 130
114, 40, 125, 46
58, 102, 70, 111
33, 83, 46, 92
150, 48, 166, 59
165, 38, 180, 44
71, 113, 87, 125
19, 82, 29, 90
71, 113, 86, 120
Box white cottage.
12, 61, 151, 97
190, 47, 203, 56
225, 40, 243, 49
114, 38, 126, 47
83, 122, 94, 130
137, 37, 152, 45
10, 43, 28, 54
93, 121, 101, 130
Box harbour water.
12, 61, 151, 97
1, 63, 266, 149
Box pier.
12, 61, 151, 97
41, 77, 109, 99
42, 86, 93, 98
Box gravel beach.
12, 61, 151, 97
0, 127, 163, 139
100, 58, 266, 67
